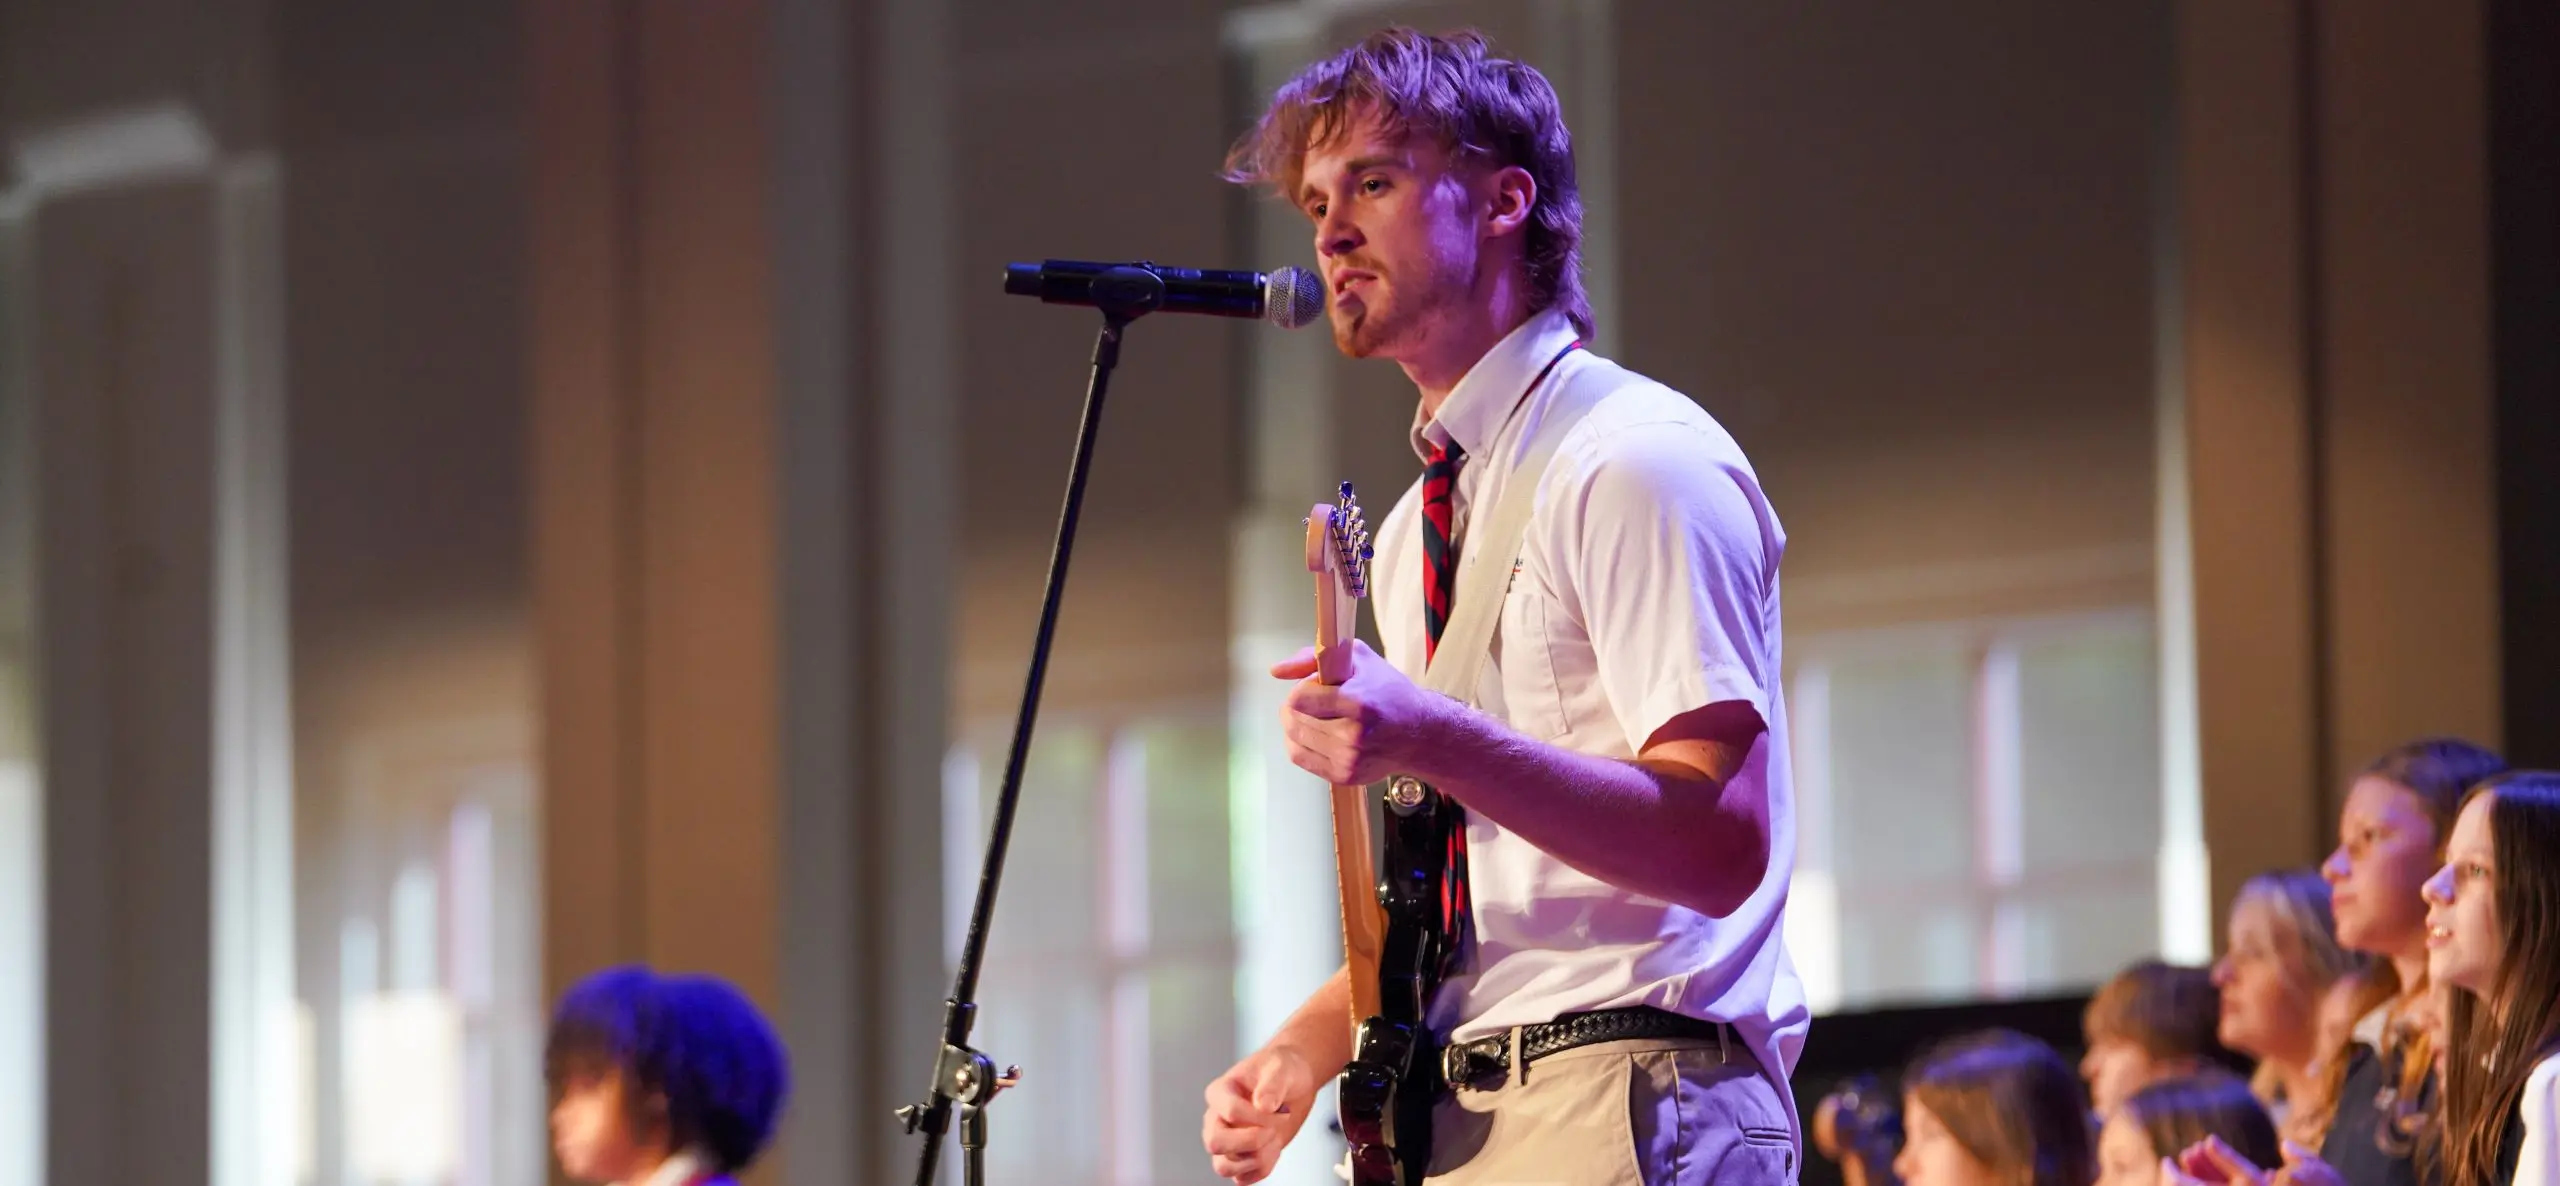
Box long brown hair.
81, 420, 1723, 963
1906, 1030, 2095, 1186
1223, 27, 1593, 338
2437, 773, 2560, 1186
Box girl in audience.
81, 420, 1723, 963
2096, 1072, 2280, 1186
2211, 869, 2369, 1145
2421, 771, 2560, 1186
1893, 1029, 2094, 1186
2315, 738, 2506, 1183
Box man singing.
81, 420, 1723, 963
1201, 27, 1806, 1186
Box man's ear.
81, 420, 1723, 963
1484, 164, 1536, 238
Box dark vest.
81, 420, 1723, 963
2319, 1043, 2436, 1186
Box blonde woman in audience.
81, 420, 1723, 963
2084, 961, 2224, 1118
2421, 772, 2560, 1186
1893, 1030, 2094, 1186
2095, 1072, 2279, 1186
2210, 869, 2370, 1145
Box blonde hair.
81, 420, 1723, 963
1223, 27, 1592, 338
2225, 868, 2370, 1145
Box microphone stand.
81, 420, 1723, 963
897, 266, 1171, 1186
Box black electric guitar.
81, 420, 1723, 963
1305, 483, 1456, 1186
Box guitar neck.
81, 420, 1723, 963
1305, 494, 1386, 1033
1331, 782, 1386, 1023
1316, 606, 1387, 1028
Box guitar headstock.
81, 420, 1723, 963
1304, 481, 1373, 684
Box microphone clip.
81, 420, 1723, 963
1083, 263, 1167, 322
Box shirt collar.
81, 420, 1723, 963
626, 1148, 712, 1186
2352, 1001, 2393, 1049
1408, 306, 1581, 464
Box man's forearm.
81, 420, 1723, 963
1405, 707, 1769, 916
1266, 966, 1356, 1076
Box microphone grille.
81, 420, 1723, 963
1264, 266, 1325, 329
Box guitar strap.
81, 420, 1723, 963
1420, 349, 1615, 704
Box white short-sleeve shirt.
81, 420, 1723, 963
1368, 307, 1807, 1100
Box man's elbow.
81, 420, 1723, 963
1685, 808, 1771, 918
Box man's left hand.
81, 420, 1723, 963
1272, 639, 1454, 786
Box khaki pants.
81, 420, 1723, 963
1422, 1036, 1798, 1186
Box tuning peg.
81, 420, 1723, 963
1338, 480, 1354, 499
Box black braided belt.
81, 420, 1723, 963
1440, 1006, 1732, 1092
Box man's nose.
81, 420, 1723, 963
1316, 211, 1357, 256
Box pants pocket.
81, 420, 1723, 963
1426, 1048, 1644, 1185
1629, 1047, 1800, 1186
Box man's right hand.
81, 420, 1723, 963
1202, 1043, 1321, 1185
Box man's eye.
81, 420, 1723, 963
1362, 177, 1386, 193
1309, 203, 1327, 219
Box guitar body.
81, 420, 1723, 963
1340, 777, 1455, 1186
1306, 487, 1456, 1186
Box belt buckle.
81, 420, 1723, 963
1441, 1035, 1508, 1092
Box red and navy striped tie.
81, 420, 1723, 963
1421, 441, 1465, 662
1419, 440, 1472, 972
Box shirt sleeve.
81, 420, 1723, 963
1545, 418, 1780, 752
2519, 1056, 2560, 1186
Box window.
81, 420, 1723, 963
0, 189, 42, 1186
302, 715, 542, 1186
944, 710, 1239, 1186
1787, 610, 2172, 1012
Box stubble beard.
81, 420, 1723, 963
1330, 260, 1466, 361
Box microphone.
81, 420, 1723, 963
1003, 259, 1325, 329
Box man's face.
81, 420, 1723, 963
1295, 108, 1485, 361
